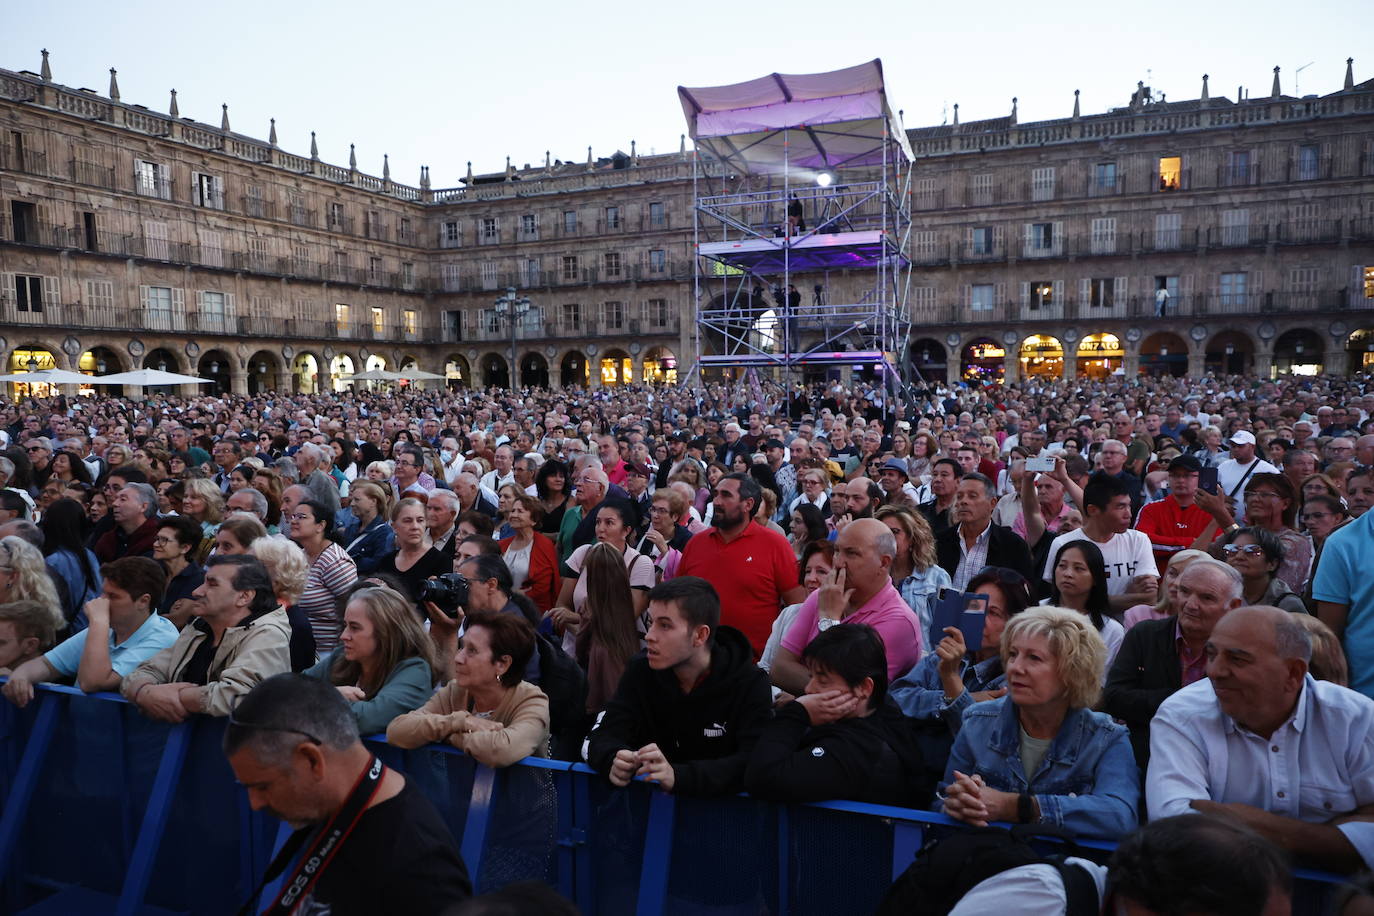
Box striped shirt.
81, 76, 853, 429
299, 542, 357, 653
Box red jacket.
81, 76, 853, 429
500, 532, 561, 613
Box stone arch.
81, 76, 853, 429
599, 348, 633, 386
960, 337, 1004, 384
197, 349, 234, 395
642, 346, 678, 384
247, 350, 281, 395
520, 351, 550, 389
6, 344, 61, 397
481, 352, 510, 389
1273, 328, 1324, 377
329, 354, 356, 392
1346, 328, 1374, 376
1019, 334, 1064, 379
1204, 330, 1255, 376
443, 354, 471, 388
1075, 332, 1124, 380
560, 351, 588, 388
1138, 331, 1189, 377
908, 338, 947, 382
143, 347, 185, 374
292, 352, 322, 394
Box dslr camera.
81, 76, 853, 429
419, 573, 470, 617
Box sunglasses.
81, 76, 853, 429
1221, 543, 1265, 557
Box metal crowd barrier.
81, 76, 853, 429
0, 683, 1349, 914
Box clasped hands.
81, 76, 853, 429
609, 742, 677, 792
942, 769, 1020, 827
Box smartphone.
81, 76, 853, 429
1199, 467, 1219, 494
1026, 456, 1056, 473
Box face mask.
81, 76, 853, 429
440, 450, 454, 463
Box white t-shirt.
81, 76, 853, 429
1042, 528, 1159, 596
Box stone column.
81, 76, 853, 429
1324, 348, 1349, 377
230, 366, 248, 396
1002, 349, 1020, 385
1062, 352, 1077, 381
275, 370, 292, 394
1187, 348, 1206, 378
1254, 351, 1274, 379
1123, 350, 1141, 379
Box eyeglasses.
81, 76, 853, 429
1247, 491, 1283, 500
226, 709, 322, 746
287, 513, 315, 523
1221, 543, 1265, 557
25, 446, 44, 452
648, 506, 671, 515
152, 536, 175, 545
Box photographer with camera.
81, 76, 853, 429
420, 553, 541, 685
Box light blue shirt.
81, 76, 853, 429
1312, 510, 1374, 698
44, 613, 179, 679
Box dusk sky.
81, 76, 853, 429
3, 0, 1364, 189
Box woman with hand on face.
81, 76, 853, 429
745, 623, 942, 805
152, 515, 206, 629
375, 498, 451, 617
386, 611, 551, 766
890, 568, 1032, 733
760, 541, 836, 679
303, 585, 436, 734
937, 606, 1138, 840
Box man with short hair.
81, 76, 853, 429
2, 557, 176, 705
95, 483, 162, 562
168, 426, 210, 467
1356, 433, 1374, 468
225, 674, 472, 913
771, 518, 924, 694
1282, 448, 1317, 494
677, 473, 807, 657
936, 473, 1035, 592
0, 600, 57, 675
1102, 558, 1243, 767
513, 454, 539, 496
424, 488, 460, 558
597, 435, 628, 487
1098, 439, 1144, 520
226, 487, 270, 525
210, 439, 241, 494
1134, 455, 1218, 569
1326, 436, 1356, 467
838, 478, 882, 525
919, 458, 961, 536
480, 444, 517, 494
1217, 430, 1278, 524
390, 444, 432, 499
1148, 605, 1374, 873
121, 554, 292, 720
24, 437, 54, 492
293, 442, 342, 513
587, 576, 772, 796
451, 472, 497, 519
954, 444, 980, 477
1043, 472, 1158, 611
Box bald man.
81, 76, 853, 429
769, 518, 924, 695
1148, 605, 1374, 873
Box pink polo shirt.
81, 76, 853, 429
781, 580, 924, 679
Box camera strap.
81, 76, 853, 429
245, 755, 387, 916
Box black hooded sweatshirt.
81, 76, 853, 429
587, 625, 771, 797
743, 697, 946, 807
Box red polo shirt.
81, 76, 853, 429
676, 521, 798, 656
1134, 496, 1218, 569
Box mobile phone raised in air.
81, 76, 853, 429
1199, 467, 1219, 494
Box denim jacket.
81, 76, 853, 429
936, 696, 1140, 839
345, 516, 396, 575
890, 653, 1005, 735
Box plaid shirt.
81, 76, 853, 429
952, 523, 992, 593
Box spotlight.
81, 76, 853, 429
815, 172, 834, 188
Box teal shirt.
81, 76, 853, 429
303, 648, 434, 736
44, 612, 179, 680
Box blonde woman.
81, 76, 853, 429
304, 585, 437, 734
875, 505, 951, 638
251, 537, 316, 671
0, 537, 64, 631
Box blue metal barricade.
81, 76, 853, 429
0, 683, 1350, 914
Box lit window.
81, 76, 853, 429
1158, 157, 1182, 191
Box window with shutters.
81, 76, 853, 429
333, 251, 350, 278
970, 173, 994, 206
335, 303, 351, 334
371, 307, 385, 335
970, 284, 995, 311
1224, 150, 1252, 186
398, 217, 413, 244
328, 202, 346, 231
523, 258, 540, 287
561, 303, 582, 331
250, 295, 275, 319
1289, 268, 1319, 293
245, 185, 265, 218
144, 221, 170, 261
1220, 272, 1247, 308
645, 298, 668, 327
85, 279, 114, 310
603, 301, 625, 330
199, 290, 229, 332
563, 210, 578, 233
913, 230, 938, 260
910, 286, 936, 318
1093, 162, 1118, 193
605, 206, 621, 229
970, 226, 994, 255
562, 256, 579, 281
1297, 144, 1320, 180
480, 217, 498, 242
287, 193, 309, 227
292, 244, 311, 275
369, 257, 384, 284
914, 177, 939, 209
1220, 209, 1250, 246
1089, 218, 1117, 255
401, 262, 415, 288
1031, 167, 1055, 201
1027, 280, 1054, 310
604, 252, 622, 278
248, 237, 269, 268
193, 172, 224, 209
1290, 203, 1320, 242
1027, 222, 1056, 255
648, 249, 666, 274
480, 261, 499, 290
13, 274, 45, 312
1090, 278, 1117, 308
1154, 212, 1181, 250
441, 263, 461, 291
520, 214, 537, 238
441, 220, 461, 248
135, 159, 171, 199
1158, 156, 1182, 191
199, 229, 224, 268
649, 202, 666, 228
404, 310, 418, 336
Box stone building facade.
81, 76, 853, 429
1, 51, 1372, 396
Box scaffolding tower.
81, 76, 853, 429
678, 60, 914, 390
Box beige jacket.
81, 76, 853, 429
386, 679, 550, 767
120, 608, 293, 717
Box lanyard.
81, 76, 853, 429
243, 755, 387, 916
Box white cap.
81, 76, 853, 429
1227, 430, 1256, 446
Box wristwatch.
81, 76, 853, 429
817, 616, 839, 632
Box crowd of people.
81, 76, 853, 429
0, 366, 1371, 913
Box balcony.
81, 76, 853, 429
1217, 163, 1261, 188
364, 222, 391, 243
1287, 156, 1333, 182
240, 195, 277, 220
70, 158, 116, 189
328, 213, 355, 235
0, 143, 50, 176
1084, 175, 1124, 198
287, 206, 317, 228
